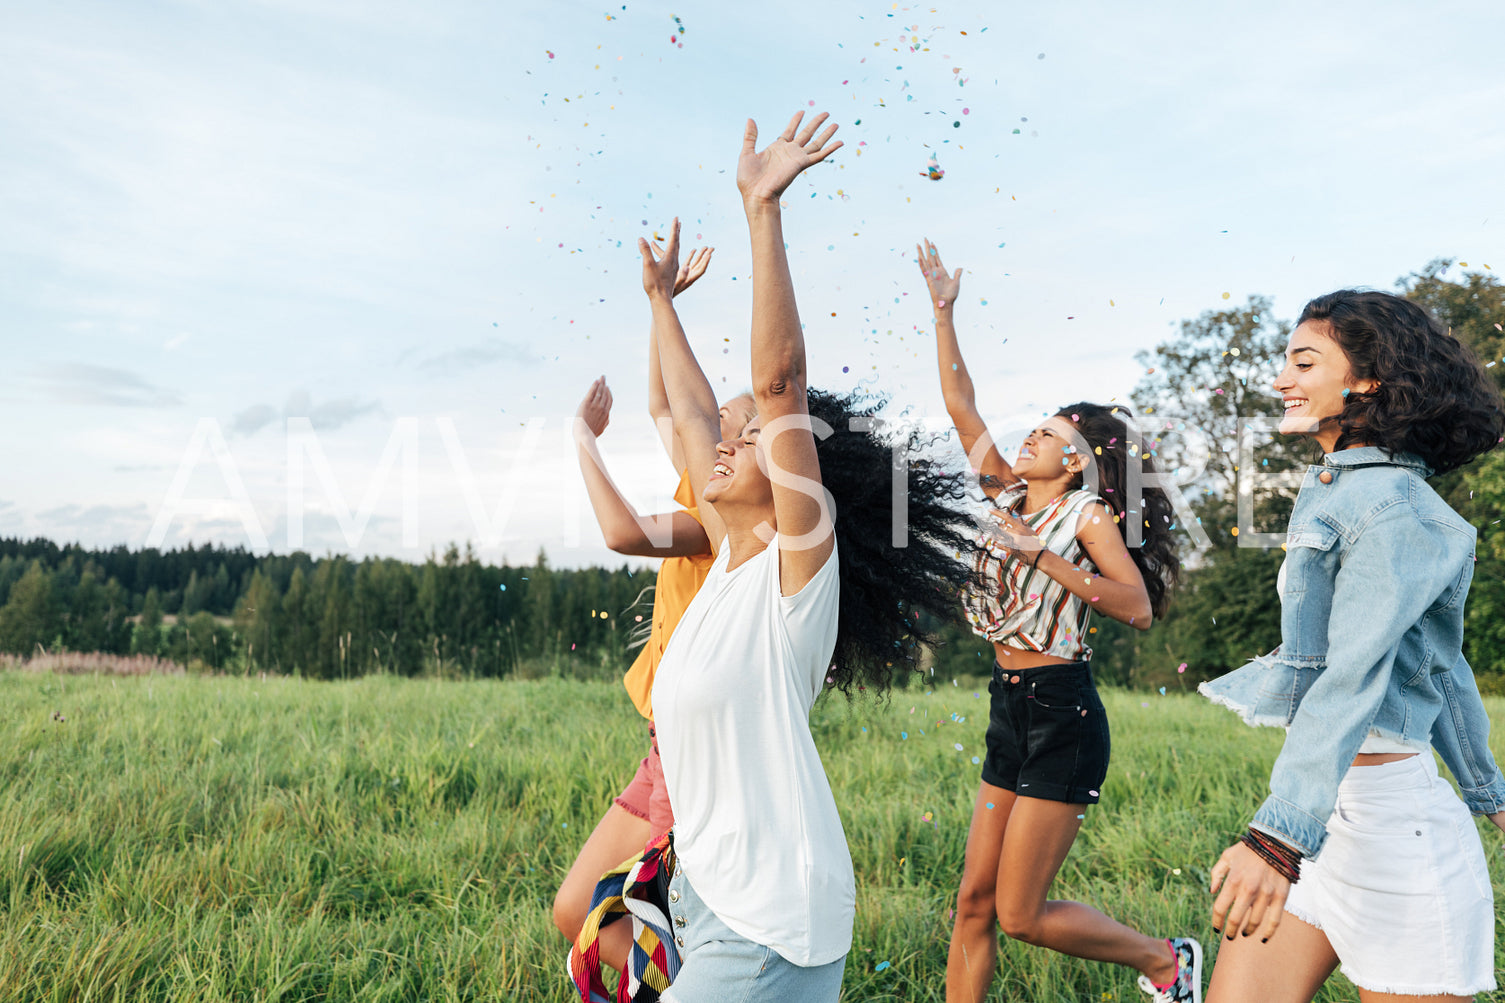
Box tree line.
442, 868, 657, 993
0, 541, 648, 679
2, 260, 1501, 689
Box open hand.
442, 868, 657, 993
674, 245, 714, 297
1209, 840, 1291, 943
576, 376, 613, 438
984, 508, 1044, 560
737, 110, 842, 206
917, 238, 963, 312
638, 218, 685, 301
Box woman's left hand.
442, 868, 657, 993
984, 508, 1044, 562
1487, 810, 1505, 835
1210, 841, 1291, 942
674, 245, 714, 297
737, 111, 842, 206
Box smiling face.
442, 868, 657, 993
1013, 416, 1087, 483
703, 414, 775, 516
1275, 320, 1378, 452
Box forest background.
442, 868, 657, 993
4, 262, 1504, 691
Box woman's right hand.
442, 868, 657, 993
639, 218, 684, 301
917, 238, 962, 313
575, 376, 612, 439
736, 111, 841, 207
1209, 840, 1291, 942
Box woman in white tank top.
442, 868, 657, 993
641, 112, 979, 1001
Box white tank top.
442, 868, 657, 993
651, 536, 852, 967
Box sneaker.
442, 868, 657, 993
1137, 937, 1203, 1003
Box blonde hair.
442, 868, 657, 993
721, 392, 757, 430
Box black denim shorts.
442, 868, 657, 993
982, 660, 1111, 804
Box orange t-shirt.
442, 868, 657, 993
621, 470, 715, 719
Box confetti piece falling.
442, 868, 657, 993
875, 961, 892, 972
921, 153, 944, 180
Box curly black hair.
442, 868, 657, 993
1054, 402, 1181, 619
804, 388, 979, 696
1298, 290, 1505, 475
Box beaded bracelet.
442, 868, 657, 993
1240, 828, 1302, 884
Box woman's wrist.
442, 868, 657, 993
742, 194, 782, 218
1240, 828, 1302, 883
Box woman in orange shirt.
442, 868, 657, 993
552, 244, 756, 980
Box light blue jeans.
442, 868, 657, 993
660, 863, 846, 1002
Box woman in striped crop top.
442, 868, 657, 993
917, 240, 1201, 1003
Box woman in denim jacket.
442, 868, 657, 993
1200, 289, 1505, 1001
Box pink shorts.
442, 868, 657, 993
614, 724, 675, 837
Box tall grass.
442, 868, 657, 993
1, 672, 1501, 1001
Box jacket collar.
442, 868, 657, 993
1319, 446, 1432, 476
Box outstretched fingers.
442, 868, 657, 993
675, 245, 714, 295
793, 111, 827, 146
806, 131, 842, 166
779, 110, 840, 162
779, 110, 804, 142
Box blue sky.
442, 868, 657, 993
3, 0, 1503, 568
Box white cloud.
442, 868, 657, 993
35, 363, 183, 408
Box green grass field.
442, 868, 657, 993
2, 671, 1501, 1002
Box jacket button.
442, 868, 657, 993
675, 935, 685, 949
674, 915, 686, 928
1318, 471, 1333, 484
668, 889, 680, 903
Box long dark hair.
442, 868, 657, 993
805, 389, 978, 695
1297, 290, 1504, 474
1054, 402, 1180, 619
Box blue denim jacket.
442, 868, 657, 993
1200, 446, 1505, 857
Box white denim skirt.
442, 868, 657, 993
1284, 754, 1497, 996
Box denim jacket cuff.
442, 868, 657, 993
1459, 776, 1505, 816
1251, 797, 1328, 859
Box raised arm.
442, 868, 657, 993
648, 245, 715, 470
573, 377, 713, 558
641, 220, 727, 551
917, 239, 1016, 498
738, 111, 842, 595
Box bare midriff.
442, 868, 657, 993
991, 642, 1077, 670
1352, 751, 1419, 766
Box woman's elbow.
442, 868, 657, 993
601, 523, 647, 554
753, 374, 807, 412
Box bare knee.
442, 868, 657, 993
995, 896, 1044, 944
954, 870, 997, 927
552, 885, 585, 942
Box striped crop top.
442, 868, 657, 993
962, 482, 1100, 660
